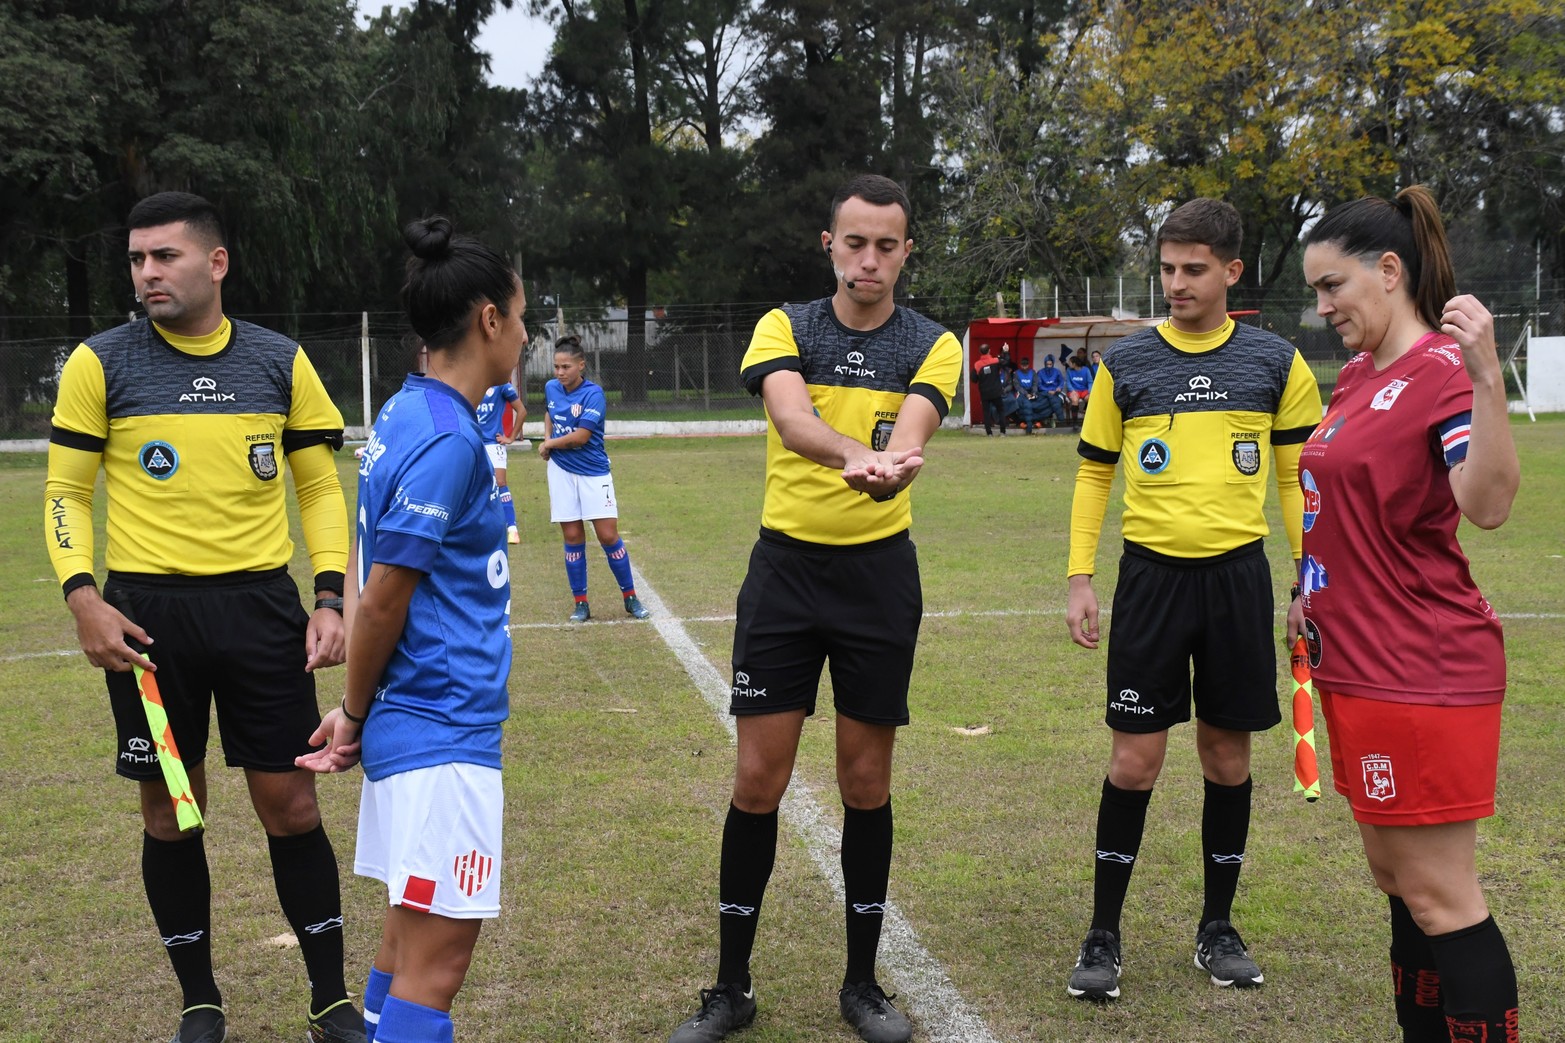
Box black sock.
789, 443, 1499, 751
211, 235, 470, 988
1090, 778, 1152, 937
716, 804, 777, 987
1428, 915, 1520, 1042
1388, 896, 1447, 1043
267, 825, 348, 1013
841, 800, 893, 987
1199, 775, 1252, 929
143, 831, 221, 1009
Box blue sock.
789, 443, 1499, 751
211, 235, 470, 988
375, 995, 453, 1043
499, 486, 515, 528
602, 538, 635, 595
363, 967, 392, 1042
564, 542, 588, 598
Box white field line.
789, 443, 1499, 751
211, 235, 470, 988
13, 606, 1562, 660
629, 563, 1006, 1043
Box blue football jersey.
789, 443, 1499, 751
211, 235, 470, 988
474, 382, 519, 443
354, 374, 511, 781
544, 377, 610, 476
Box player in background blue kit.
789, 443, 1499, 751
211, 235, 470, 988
297, 215, 527, 1043
475, 382, 525, 544
538, 335, 650, 622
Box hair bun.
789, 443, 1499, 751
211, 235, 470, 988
403, 216, 454, 260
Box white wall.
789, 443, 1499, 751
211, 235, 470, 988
1528, 336, 1565, 412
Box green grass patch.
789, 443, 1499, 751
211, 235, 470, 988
2, 416, 1561, 1041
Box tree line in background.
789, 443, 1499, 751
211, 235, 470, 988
3, 0, 1562, 401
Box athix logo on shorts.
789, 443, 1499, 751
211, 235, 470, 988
1173, 374, 1227, 403
179, 376, 236, 403
1301, 470, 1320, 532
1361, 754, 1396, 802
731, 671, 767, 699
835, 349, 877, 379
453, 849, 494, 897
1110, 688, 1153, 715
1371, 379, 1410, 411
139, 440, 179, 479
121, 735, 158, 766
1137, 439, 1170, 474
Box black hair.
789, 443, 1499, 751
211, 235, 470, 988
553, 334, 584, 358
127, 191, 226, 248
401, 216, 518, 351
1157, 198, 1242, 263
1303, 185, 1455, 331
828, 174, 912, 236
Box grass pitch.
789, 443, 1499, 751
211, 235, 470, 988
1, 416, 1561, 1042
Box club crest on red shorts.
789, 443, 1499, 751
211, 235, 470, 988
1361, 755, 1396, 802
454, 849, 494, 897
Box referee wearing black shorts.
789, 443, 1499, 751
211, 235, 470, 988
666, 175, 962, 1043
1062, 199, 1323, 1003
44, 193, 364, 1043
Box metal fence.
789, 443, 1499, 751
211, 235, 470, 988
2, 277, 1559, 439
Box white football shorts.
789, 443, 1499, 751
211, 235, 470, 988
485, 442, 509, 470
547, 458, 618, 522
355, 762, 504, 919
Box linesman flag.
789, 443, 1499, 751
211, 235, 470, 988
127, 636, 204, 832
1290, 636, 1321, 802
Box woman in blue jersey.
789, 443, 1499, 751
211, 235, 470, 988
475, 381, 525, 544
297, 215, 526, 1043
537, 335, 650, 621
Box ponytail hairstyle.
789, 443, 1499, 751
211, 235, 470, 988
1303, 185, 1455, 330
553, 333, 585, 359
401, 216, 517, 351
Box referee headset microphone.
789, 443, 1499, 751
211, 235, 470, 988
826, 239, 856, 289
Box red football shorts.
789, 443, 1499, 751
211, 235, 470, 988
1319, 688, 1501, 826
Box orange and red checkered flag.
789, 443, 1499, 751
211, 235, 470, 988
1290, 636, 1321, 802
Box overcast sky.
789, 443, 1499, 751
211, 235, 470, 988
365, 2, 554, 89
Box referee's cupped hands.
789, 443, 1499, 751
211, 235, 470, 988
842, 445, 924, 498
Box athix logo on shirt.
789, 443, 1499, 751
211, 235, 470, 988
179, 376, 237, 403
732, 671, 767, 699
1301, 470, 1320, 532
835, 349, 877, 379
1370, 379, 1410, 411
1173, 374, 1228, 403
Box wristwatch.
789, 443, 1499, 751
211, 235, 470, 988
314, 596, 344, 613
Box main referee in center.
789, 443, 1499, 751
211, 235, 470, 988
666, 174, 962, 1043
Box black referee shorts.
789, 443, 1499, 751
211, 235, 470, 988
730, 528, 922, 726
1104, 540, 1281, 734
103, 568, 321, 779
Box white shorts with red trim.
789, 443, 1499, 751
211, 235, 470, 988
354, 762, 504, 919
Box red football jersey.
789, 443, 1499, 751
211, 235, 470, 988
1299, 332, 1504, 705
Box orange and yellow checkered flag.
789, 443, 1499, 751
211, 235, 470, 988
129, 647, 204, 833
1290, 636, 1321, 802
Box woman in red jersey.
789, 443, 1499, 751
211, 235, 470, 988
1296, 185, 1521, 1042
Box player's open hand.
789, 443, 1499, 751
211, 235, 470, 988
305, 607, 346, 672
67, 586, 155, 672
1441, 295, 1501, 387
295, 707, 362, 773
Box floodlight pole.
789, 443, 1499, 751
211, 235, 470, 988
360, 311, 371, 431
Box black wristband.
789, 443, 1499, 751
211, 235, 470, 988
1290, 583, 1302, 601
340, 699, 367, 724
314, 571, 345, 598
62, 573, 98, 601
314, 596, 344, 613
